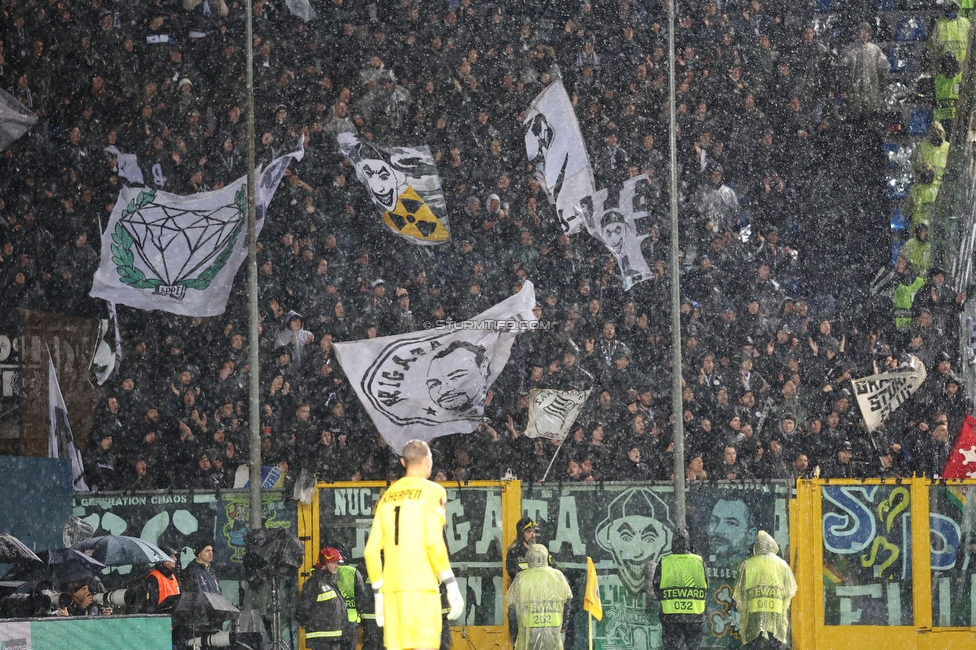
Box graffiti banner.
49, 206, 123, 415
929, 484, 976, 627
821, 484, 913, 626
71, 489, 295, 586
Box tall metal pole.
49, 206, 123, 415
245, 0, 263, 532
667, 0, 687, 529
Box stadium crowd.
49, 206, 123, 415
0, 0, 972, 491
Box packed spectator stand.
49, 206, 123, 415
0, 0, 971, 491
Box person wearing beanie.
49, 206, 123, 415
183, 538, 220, 594
299, 547, 346, 650
145, 545, 182, 613
652, 528, 708, 649
733, 531, 797, 648
505, 544, 572, 650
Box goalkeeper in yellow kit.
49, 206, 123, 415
364, 440, 464, 650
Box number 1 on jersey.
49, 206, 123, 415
394, 505, 400, 545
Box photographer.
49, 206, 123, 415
58, 581, 107, 617
145, 546, 182, 613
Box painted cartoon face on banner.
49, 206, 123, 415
595, 487, 673, 595
337, 133, 451, 244
361, 331, 498, 426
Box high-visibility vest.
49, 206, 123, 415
908, 181, 941, 228
935, 73, 962, 123
659, 554, 707, 615
932, 17, 971, 64
894, 276, 926, 328
742, 560, 790, 614
336, 565, 360, 623
147, 569, 180, 604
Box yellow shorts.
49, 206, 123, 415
383, 590, 442, 650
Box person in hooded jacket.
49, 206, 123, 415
144, 545, 182, 613
733, 531, 797, 649
505, 544, 572, 650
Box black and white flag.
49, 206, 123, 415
334, 282, 537, 454
48, 353, 89, 491
852, 355, 927, 432
578, 175, 654, 290
525, 388, 592, 441
104, 146, 146, 186
523, 80, 595, 235
90, 143, 303, 316
0, 86, 37, 151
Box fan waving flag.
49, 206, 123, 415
584, 556, 603, 621
338, 133, 450, 244
943, 415, 976, 479
851, 355, 927, 432
90, 143, 303, 316
48, 353, 89, 491
334, 282, 536, 454
523, 80, 595, 235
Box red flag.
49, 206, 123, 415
942, 415, 976, 479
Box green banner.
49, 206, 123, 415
316, 481, 790, 649
0, 616, 171, 650
929, 484, 976, 627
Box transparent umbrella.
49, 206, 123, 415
72, 535, 170, 566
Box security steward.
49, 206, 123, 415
506, 517, 557, 578
652, 528, 708, 650
298, 548, 347, 650
329, 547, 368, 650
733, 530, 797, 649
145, 545, 181, 613
505, 544, 572, 650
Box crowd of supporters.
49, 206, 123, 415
0, 0, 972, 491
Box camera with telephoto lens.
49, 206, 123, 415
92, 589, 137, 608
0, 588, 72, 617
185, 631, 237, 650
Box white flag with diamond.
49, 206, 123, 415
90, 145, 303, 316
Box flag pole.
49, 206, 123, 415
245, 0, 263, 531
588, 610, 593, 650
667, 0, 687, 529
540, 441, 564, 482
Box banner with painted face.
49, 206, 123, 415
523, 80, 595, 235
333, 282, 536, 454
337, 133, 450, 245
315, 481, 788, 649
577, 175, 654, 291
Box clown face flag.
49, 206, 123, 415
90, 144, 304, 316
525, 388, 591, 441
523, 80, 595, 235
338, 133, 450, 245
578, 175, 654, 291
851, 355, 927, 432
334, 282, 537, 454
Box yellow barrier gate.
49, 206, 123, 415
792, 479, 976, 650
298, 480, 522, 650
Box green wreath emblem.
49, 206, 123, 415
112, 185, 248, 291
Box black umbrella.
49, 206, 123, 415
72, 535, 170, 566
0, 533, 41, 563
171, 592, 240, 627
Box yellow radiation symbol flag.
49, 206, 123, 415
383, 186, 450, 242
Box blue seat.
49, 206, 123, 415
891, 207, 910, 230
894, 16, 927, 41
878, 0, 897, 9
888, 45, 915, 73
908, 109, 933, 134
891, 240, 906, 265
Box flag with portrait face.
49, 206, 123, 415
576, 174, 654, 291
523, 80, 595, 235
333, 282, 536, 454
338, 133, 450, 245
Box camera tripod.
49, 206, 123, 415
269, 574, 290, 650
